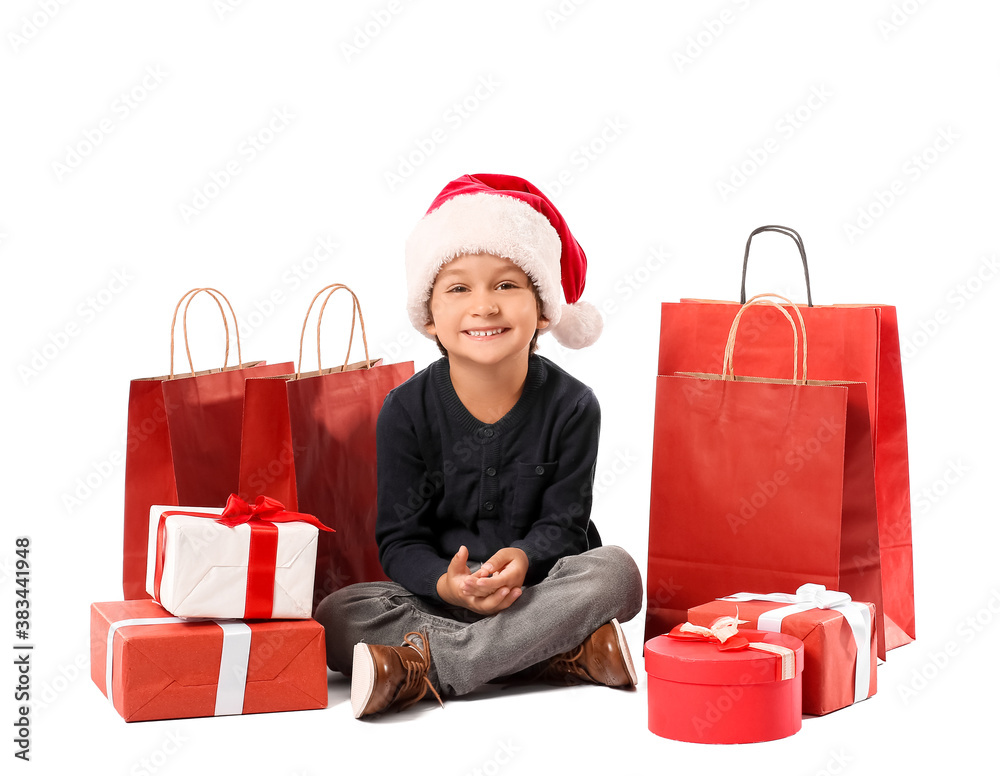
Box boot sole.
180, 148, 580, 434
611, 618, 638, 687
351, 642, 376, 719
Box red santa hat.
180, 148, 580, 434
404, 173, 603, 349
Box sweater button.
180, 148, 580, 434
535, 465, 545, 475
483, 428, 494, 438
484, 501, 495, 511
486, 467, 497, 476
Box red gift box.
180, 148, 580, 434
645, 625, 804, 744
687, 584, 876, 716
90, 599, 328, 722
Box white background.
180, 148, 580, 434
2, 1, 998, 773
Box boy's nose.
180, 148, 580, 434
471, 292, 499, 315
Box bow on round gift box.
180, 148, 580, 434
667, 617, 799, 681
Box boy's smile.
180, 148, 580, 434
464, 327, 506, 339
425, 253, 549, 368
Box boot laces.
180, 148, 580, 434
396, 632, 444, 710
544, 644, 587, 681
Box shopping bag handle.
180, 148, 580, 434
740, 292, 808, 382
168, 288, 243, 378
723, 296, 808, 383
740, 225, 813, 307
316, 285, 370, 372
296, 284, 371, 378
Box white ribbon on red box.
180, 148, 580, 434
105, 617, 252, 716
719, 584, 873, 703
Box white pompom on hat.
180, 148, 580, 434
405, 173, 602, 349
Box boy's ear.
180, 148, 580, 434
536, 314, 550, 331
424, 319, 437, 337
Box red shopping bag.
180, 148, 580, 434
657, 226, 914, 650
238, 376, 300, 509
238, 284, 414, 609
646, 299, 886, 658
122, 288, 292, 599
238, 284, 365, 509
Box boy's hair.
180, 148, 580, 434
429, 280, 544, 358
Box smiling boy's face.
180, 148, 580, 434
424, 252, 549, 367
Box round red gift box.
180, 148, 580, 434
645, 629, 805, 744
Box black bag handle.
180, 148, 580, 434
740, 225, 813, 307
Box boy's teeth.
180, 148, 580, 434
469, 328, 502, 336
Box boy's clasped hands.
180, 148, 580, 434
436, 545, 528, 614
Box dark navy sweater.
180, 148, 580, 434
375, 354, 602, 600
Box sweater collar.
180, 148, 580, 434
434, 354, 546, 435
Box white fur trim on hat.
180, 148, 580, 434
405, 192, 564, 335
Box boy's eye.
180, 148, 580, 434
497, 281, 520, 290
447, 285, 469, 293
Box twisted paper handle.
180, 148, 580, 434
168, 287, 244, 378
296, 284, 372, 378
722, 295, 809, 383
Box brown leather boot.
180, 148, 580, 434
537, 619, 637, 688
351, 631, 444, 718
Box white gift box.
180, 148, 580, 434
146, 504, 319, 619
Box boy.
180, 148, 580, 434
315, 174, 643, 718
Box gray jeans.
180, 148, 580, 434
315, 545, 643, 696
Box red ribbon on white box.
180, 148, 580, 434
105, 617, 252, 716
719, 584, 873, 703
154, 494, 331, 619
